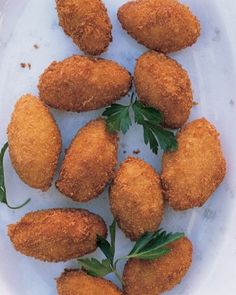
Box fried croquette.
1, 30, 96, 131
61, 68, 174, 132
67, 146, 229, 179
8, 208, 107, 262
57, 270, 123, 295
110, 157, 164, 241
56, 0, 112, 55
161, 118, 226, 210
123, 237, 193, 295
135, 51, 193, 128
118, 0, 200, 53
56, 119, 118, 202
7, 94, 61, 191
38, 55, 132, 112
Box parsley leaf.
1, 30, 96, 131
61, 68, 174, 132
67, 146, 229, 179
109, 220, 116, 263
0, 142, 31, 209
97, 235, 114, 264
142, 121, 177, 154
102, 93, 178, 154
78, 219, 185, 286
78, 258, 113, 277
132, 100, 163, 125
78, 220, 123, 284
102, 104, 131, 134
97, 220, 117, 266
126, 230, 184, 260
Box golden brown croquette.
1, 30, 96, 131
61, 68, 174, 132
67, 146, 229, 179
38, 55, 132, 112
56, 0, 112, 55
118, 0, 200, 53
123, 237, 193, 295
7, 94, 61, 191
56, 119, 118, 202
57, 270, 123, 295
8, 209, 107, 262
161, 118, 226, 210
134, 51, 193, 128
110, 157, 164, 241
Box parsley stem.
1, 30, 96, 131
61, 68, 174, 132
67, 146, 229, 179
113, 268, 124, 286
6, 197, 31, 209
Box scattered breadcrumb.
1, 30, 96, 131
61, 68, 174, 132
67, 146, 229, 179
20, 63, 26, 68
133, 149, 140, 155
33, 44, 39, 49
20, 63, 31, 70
193, 101, 199, 106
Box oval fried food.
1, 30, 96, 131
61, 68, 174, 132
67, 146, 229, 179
57, 270, 123, 295
56, 119, 118, 202
8, 209, 107, 262
135, 51, 193, 128
56, 0, 112, 55
7, 94, 61, 191
38, 55, 132, 112
161, 118, 226, 210
110, 157, 164, 241
118, 0, 200, 53
123, 237, 193, 295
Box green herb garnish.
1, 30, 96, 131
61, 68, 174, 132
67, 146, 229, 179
102, 93, 177, 154
0, 142, 31, 209
78, 220, 184, 285
79, 220, 123, 284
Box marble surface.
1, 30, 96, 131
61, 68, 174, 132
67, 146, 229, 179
0, 0, 236, 294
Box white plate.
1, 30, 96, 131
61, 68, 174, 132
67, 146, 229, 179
0, 0, 236, 294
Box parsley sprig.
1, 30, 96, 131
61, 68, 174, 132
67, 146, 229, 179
102, 93, 178, 154
78, 220, 184, 285
0, 142, 31, 209
79, 220, 123, 283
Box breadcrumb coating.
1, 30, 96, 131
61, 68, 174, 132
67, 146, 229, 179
7, 94, 61, 191
38, 55, 132, 112
161, 118, 226, 210
57, 270, 123, 295
135, 51, 193, 128
56, 0, 112, 55
56, 119, 118, 202
118, 0, 200, 53
8, 208, 107, 262
123, 237, 193, 295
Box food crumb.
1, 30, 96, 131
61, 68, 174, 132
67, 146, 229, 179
192, 101, 199, 106
20, 63, 31, 70
33, 44, 39, 49
123, 150, 127, 154
20, 63, 26, 68
133, 149, 140, 155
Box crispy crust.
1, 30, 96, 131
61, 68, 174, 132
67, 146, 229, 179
161, 118, 226, 210
110, 157, 164, 241
56, 119, 118, 202
118, 0, 200, 53
8, 208, 107, 262
57, 270, 123, 295
134, 51, 193, 128
123, 237, 193, 295
38, 55, 132, 112
7, 94, 61, 191
56, 0, 112, 55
